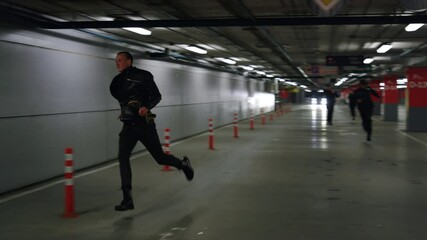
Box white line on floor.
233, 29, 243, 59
397, 130, 427, 147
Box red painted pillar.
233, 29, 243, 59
370, 80, 382, 115
383, 75, 398, 121
406, 67, 427, 131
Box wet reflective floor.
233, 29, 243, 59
1, 104, 427, 240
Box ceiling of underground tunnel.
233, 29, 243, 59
1, 0, 427, 89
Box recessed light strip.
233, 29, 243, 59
185, 45, 207, 54
123, 27, 152, 35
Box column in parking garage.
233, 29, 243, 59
297, 90, 305, 104
383, 75, 398, 121
279, 88, 289, 104
371, 79, 382, 115
406, 67, 427, 131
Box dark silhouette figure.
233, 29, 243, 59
353, 80, 381, 141
324, 85, 339, 125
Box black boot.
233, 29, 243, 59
115, 189, 134, 211
181, 156, 194, 181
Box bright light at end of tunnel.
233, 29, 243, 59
320, 98, 327, 105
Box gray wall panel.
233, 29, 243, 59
0, 42, 116, 118
0, 25, 274, 193
0, 112, 116, 190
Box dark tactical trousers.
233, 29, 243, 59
118, 119, 182, 190
358, 106, 373, 136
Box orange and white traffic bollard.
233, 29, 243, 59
233, 113, 239, 138
270, 112, 274, 121
261, 110, 266, 125
162, 128, 172, 171
209, 118, 214, 150
63, 147, 77, 218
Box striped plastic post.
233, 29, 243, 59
209, 118, 214, 150
162, 128, 172, 171
63, 147, 77, 218
233, 113, 239, 138
270, 112, 274, 121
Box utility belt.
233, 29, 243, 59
119, 102, 156, 124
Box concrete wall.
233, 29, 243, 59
0, 24, 274, 193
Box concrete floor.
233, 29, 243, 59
1, 104, 427, 240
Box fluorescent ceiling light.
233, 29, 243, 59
230, 57, 243, 61
297, 66, 309, 78
185, 45, 207, 54
215, 58, 236, 65
377, 43, 392, 53
335, 77, 348, 86
363, 58, 374, 64
249, 65, 264, 68
300, 85, 307, 88
197, 59, 209, 64
123, 27, 151, 35
222, 59, 236, 65
126, 16, 145, 21
94, 17, 115, 21
240, 65, 254, 71
405, 23, 424, 32
230, 57, 250, 62
363, 42, 382, 49
197, 44, 215, 50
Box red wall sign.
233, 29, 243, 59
406, 67, 427, 107
383, 75, 398, 104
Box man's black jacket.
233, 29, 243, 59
354, 87, 380, 108
110, 66, 161, 121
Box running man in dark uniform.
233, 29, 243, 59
110, 51, 194, 211
353, 80, 381, 141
